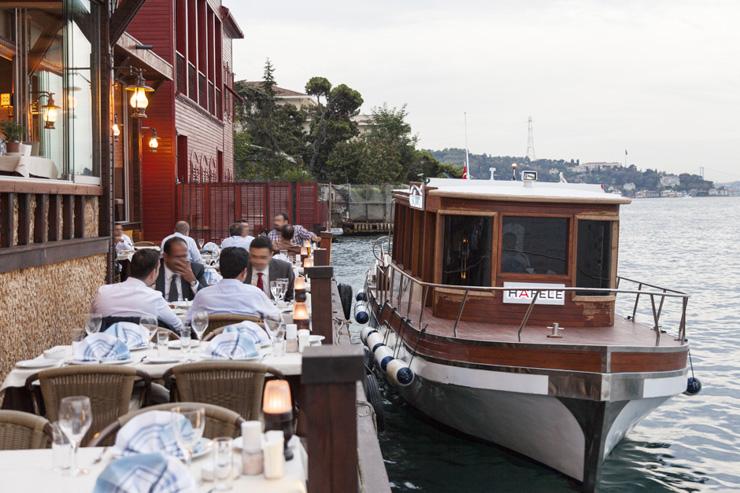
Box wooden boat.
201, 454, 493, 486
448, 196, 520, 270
362, 176, 691, 491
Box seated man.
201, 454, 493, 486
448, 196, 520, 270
91, 248, 183, 332
246, 236, 295, 301
221, 221, 254, 250
267, 212, 318, 244
187, 246, 280, 322
155, 236, 208, 302
272, 225, 302, 254
160, 220, 203, 264
501, 232, 532, 274
113, 224, 133, 252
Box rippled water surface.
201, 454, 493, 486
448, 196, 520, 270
331, 197, 740, 493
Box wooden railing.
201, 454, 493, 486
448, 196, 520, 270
0, 179, 109, 274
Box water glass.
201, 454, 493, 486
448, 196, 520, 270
70, 328, 86, 343
156, 329, 170, 355
212, 437, 234, 491
271, 322, 286, 357
84, 313, 102, 337
50, 422, 71, 473
180, 324, 192, 354
172, 406, 205, 465
140, 314, 159, 344
192, 310, 209, 341
58, 396, 92, 476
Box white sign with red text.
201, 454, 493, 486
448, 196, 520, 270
502, 282, 566, 305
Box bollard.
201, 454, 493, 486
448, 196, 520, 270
304, 265, 334, 344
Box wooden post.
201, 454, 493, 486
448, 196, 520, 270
313, 247, 328, 266
34, 194, 48, 244
0, 192, 15, 248
319, 231, 332, 263
16, 193, 31, 245
301, 345, 364, 493
304, 265, 333, 344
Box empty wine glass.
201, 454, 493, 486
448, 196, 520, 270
269, 280, 281, 305
197, 238, 205, 250
191, 310, 209, 341
277, 278, 289, 303
212, 437, 234, 490
140, 314, 159, 345
172, 406, 205, 465
58, 396, 92, 476
84, 313, 102, 337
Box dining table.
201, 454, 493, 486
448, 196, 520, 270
0, 437, 307, 493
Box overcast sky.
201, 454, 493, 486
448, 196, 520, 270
228, 0, 740, 182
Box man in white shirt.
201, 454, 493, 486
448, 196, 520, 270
91, 249, 183, 332
160, 221, 203, 264
220, 221, 254, 251
187, 246, 280, 322
113, 224, 134, 252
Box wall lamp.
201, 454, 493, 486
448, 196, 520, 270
126, 68, 153, 118
142, 126, 158, 152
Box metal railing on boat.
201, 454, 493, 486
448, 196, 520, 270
372, 257, 690, 345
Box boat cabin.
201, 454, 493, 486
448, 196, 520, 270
391, 177, 631, 328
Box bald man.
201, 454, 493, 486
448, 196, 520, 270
160, 221, 203, 264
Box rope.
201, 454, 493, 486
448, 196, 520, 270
688, 349, 696, 379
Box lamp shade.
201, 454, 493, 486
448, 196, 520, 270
300, 246, 308, 256
294, 276, 305, 291
303, 256, 314, 268
292, 301, 309, 321
263, 379, 292, 415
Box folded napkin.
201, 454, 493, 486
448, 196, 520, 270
222, 321, 272, 345
202, 242, 220, 254
203, 268, 222, 285
114, 411, 195, 460
72, 333, 131, 362
204, 331, 260, 359
93, 452, 196, 493
104, 322, 150, 349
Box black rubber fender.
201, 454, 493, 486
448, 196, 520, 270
337, 283, 353, 320
363, 372, 385, 432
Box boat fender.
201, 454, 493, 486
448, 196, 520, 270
366, 331, 384, 351
354, 301, 370, 325
373, 346, 395, 370
685, 377, 702, 395
386, 359, 415, 387
363, 373, 385, 431
356, 292, 368, 302
337, 283, 353, 320
360, 326, 378, 344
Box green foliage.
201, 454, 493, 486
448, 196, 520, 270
0, 120, 24, 142
305, 77, 331, 104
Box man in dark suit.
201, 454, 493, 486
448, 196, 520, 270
246, 236, 295, 301
155, 236, 208, 302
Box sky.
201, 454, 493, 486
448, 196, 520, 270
228, 0, 740, 182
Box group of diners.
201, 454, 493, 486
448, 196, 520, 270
105, 213, 318, 335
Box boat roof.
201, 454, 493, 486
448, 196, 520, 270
399, 178, 631, 205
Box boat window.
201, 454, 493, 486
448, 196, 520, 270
442, 215, 491, 286
576, 220, 612, 295
500, 216, 568, 275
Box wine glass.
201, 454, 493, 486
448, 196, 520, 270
191, 310, 209, 341
269, 280, 281, 305
277, 278, 289, 303
84, 313, 102, 337
58, 396, 92, 476
180, 324, 192, 355
140, 314, 159, 345
197, 238, 205, 250
172, 406, 205, 465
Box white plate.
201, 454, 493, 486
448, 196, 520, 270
43, 346, 68, 360
142, 355, 183, 364
309, 335, 325, 345
129, 344, 151, 352
16, 358, 59, 369
68, 358, 133, 365
202, 354, 260, 361
168, 340, 200, 350
191, 439, 212, 460
168, 301, 192, 309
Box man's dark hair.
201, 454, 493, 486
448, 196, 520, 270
228, 222, 243, 237
275, 212, 289, 222
130, 249, 160, 280
281, 225, 294, 241
219, 246, 250, 279
163, 236, 187, 255
249, 235, 272, 252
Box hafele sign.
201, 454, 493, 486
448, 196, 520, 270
408, 184, 424, 210
502, 282, 566, 305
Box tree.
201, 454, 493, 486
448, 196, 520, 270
305, 77, 331, 105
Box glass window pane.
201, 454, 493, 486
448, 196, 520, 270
442, 215, 492, 286
576, 220, 612, 294
501, 216, 568, 275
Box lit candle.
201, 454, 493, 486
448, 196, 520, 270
294, 276, 305, 291
292, 301, 309, 331
262, 380, 293, 461
300, 246, 308, 257
303, 256, 314, 268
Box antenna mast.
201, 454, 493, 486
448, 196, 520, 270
526, 116, 536, 161
464, 112, 471, 179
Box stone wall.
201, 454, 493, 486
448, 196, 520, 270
0, 254, 107, 381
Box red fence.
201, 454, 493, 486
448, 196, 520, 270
176, 181, 328, 243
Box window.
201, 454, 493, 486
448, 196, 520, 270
501, 216, 568, 275
442, 215, 492, 286
576, 220, 613, 295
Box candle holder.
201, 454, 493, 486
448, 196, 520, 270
293, 276, 307, 302
292, 301, 309, 331
302, 256, 314, 268
262, 380, 294, 461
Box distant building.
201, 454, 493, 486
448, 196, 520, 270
581, 162, 622, 172
622, 182, 636, 192
660, 175, 680, 188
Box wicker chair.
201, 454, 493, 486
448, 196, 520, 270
162, 362, 283, 419
201, 313, 264, 340
133, 241, 157, 247
0, 411, 53, 450
89, 402, 245, 447
24, 366, 151, 445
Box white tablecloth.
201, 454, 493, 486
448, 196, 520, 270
0, 154, 59, 179
0, 440, 307, 493
1, 344, 303, 392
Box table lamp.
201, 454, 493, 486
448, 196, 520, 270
294, 275, 307, 302
303, 256, 314, 268
292, 300, 309, 331
263, 379, 294, 460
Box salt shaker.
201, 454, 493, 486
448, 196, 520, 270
285, 323, 298, 353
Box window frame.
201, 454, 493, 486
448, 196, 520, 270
571, 214, 619, 302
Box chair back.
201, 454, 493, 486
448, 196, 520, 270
163, 362, 283, 420
101, 316, 178, 334
0, 410, 52, 450
202, 313, 263, 340
25, 366, 150, 445
133, 241, 157, 247
89, 402, 245, 447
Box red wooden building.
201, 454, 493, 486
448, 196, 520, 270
113, 0, 243, 241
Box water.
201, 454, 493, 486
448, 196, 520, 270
331, 197, 740, 493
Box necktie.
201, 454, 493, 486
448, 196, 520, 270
256, 272, 264, 292
168, 274, 179, 302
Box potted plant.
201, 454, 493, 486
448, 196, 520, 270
0, 120, 25, 153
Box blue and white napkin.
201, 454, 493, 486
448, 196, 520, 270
93, 452, 196, 493
104, 322, 150, 349
204, 330, 260, 359
114, 411, 194, 460
203, 267, 222, 286
222, 320, 272, 345
72, 333, 131, 362
202, 242, 220, 255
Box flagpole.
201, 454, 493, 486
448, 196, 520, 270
464, 112, 470, 180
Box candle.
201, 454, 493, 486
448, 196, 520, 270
262, 431, 285, 479
300, 246, 308, 257
303, 256, 314, 268
297, 329, 310, 353
285, 323, 298, 353
292, 301, 309, 331
294, 276, 305, 291
241, 421, 262, 452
